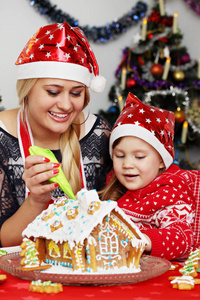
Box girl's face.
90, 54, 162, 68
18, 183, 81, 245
112, 136, 165, 191
27, 78, 85, 139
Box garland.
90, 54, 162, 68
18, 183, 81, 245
27, 0, 148, 43
183, 0, 200, 15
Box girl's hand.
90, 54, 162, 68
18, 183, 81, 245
22, 155, 60, 205
143, 234, 152, 253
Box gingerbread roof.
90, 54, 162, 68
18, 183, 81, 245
22, 189, 148, 248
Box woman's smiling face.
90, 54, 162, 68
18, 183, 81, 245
112, 136, 165, 191
26, 78, 86, 137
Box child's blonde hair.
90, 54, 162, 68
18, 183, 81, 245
17, 78, 90, 195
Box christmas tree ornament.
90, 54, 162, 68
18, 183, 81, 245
108, 105, 119, 114
181, 120, 188, 144
174, 107, 185, 123
187, 99, 200, 134
162, 57, 171, 80
126, 78, 137, 89
159, 0, 165, 16
138, 56, 145, 65
141, 17, 147, 41
118, 94, 124, 112
181, 53, 190, 64
172, 12, 178, 34
150, 63, 163, 77
147, 33, 154, 40
121, 67, 127, 90
173, 70, 185, 81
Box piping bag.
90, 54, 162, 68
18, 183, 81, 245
29, 145, 76, 200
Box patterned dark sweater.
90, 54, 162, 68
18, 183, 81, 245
0, 114, 112, 232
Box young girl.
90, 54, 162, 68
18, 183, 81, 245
100, 93, 195, 261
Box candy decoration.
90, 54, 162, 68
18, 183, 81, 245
29, 146, 76, 199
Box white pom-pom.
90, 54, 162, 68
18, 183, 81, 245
90, 75, 106, 93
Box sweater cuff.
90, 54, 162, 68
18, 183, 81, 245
141, 229, 163, 257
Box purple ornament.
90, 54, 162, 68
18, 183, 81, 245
181, 53, 190, 64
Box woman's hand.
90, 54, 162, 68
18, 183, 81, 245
22, 155, 60, 206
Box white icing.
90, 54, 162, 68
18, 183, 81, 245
171, 275, 194, 285
42, 264, 141, 274
23, 190, 118, 245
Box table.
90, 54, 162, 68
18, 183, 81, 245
1, 261, 200, 300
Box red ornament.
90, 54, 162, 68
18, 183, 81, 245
147, 33, 154, 40
174, 108, 185, 123
126, 78, 137, 89
138, 56, 145, 65
150, 63, 163, 77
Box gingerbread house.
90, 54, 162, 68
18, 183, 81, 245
22, 189, 148, 273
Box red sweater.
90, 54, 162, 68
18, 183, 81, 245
117, 164, 195, 260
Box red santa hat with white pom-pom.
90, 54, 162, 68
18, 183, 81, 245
110, 93, 175, 169
15, 22, 106, 93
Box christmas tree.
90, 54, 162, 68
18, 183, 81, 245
99, 1, 200, 169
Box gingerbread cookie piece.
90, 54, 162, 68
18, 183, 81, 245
50, 220, 63, 232
169, 264, 179, 270
171, 275, 195, 290
0, 274, 7, 284
18, 238, 52, 271
87, 201, 101, 215
29, 280, 63, 294
179, 265, 198, 277
66, 207, 78, 220
41, 211, 55, 221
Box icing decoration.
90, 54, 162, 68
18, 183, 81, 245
20, 239, 40, 268
66, 207, 79, 220
50, 220, 63, 232
41, 211, 55, 221
0, 250, 7, 256
63, 242, 72, 260
49, 241, 61, 258
87, 201, 101, 215
29, 280, 63, 294
54, 196, 69, 207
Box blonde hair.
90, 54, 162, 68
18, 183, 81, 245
99, 175, 127, 201
16, 79, 90, 195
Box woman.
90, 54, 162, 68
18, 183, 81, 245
0, 22, 112, 247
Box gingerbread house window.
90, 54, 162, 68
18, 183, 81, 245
99, 225, 119, 256
48, 241, 61, 258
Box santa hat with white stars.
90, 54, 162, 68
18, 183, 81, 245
110, 93, 175, 169
15, 22, 106, 93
